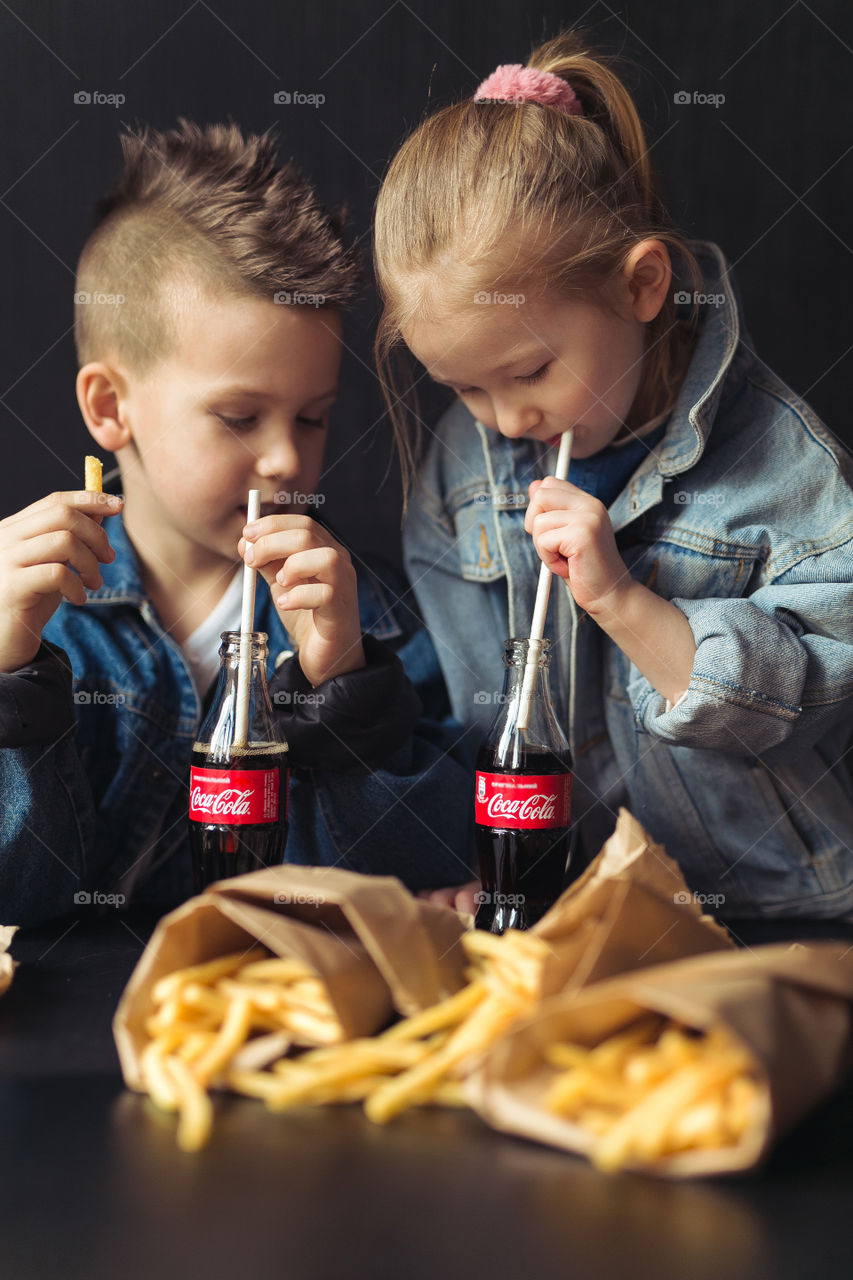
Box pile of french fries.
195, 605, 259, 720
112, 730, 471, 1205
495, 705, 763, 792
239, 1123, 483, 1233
543, 1016, 763, 1171
140, 929, 550, 1151
139, 931, 764, 1170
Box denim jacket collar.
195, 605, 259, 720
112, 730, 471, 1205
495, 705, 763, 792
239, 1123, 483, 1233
607, 239, 748, 533
86, 509, 147, 605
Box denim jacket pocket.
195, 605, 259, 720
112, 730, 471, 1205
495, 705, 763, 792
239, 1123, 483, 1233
455, 494, 508, 584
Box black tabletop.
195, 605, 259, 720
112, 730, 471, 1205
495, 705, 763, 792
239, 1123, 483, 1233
1, 909, 852, 1280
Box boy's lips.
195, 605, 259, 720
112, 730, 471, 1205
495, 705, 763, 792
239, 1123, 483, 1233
237, 502, 283, 521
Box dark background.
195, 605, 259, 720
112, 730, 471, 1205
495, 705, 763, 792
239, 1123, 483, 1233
1, 0, 851, 565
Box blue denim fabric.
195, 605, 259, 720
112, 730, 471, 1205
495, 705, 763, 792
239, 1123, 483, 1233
404, 240, 853, 920
0, 515, 478, 925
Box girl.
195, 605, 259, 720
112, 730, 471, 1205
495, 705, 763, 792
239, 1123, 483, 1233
373, 31, 853, 922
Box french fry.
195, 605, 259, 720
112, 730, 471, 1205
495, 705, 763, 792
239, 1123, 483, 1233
151, 949, 268, 1004
137, 922, 581, 1150
84, 455, 103, 492
543, 1020, 762, 1173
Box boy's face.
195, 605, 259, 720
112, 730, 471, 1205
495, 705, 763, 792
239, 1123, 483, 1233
403, 283, 649, 460
114, 288, 341, 564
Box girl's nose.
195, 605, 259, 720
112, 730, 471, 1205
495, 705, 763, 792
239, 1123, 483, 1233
493, 401, 541, 440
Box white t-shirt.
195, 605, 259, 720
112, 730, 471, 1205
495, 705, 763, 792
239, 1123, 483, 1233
180, 570, 244, 696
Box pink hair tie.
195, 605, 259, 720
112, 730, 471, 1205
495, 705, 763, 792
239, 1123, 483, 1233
474, 64, 583, 116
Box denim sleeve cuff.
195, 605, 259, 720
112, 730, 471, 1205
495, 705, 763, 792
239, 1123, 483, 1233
0, 640, 76, 747
268, 634, 423, 773
626, 596, 808, 755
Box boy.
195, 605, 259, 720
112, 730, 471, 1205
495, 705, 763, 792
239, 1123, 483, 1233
0, 120, 475, 926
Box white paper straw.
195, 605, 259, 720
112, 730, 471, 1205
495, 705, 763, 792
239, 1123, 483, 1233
234, 489, 261, 748
516, 430, 574, 733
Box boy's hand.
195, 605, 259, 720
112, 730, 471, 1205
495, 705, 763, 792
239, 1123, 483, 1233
239, 515, 365, 686
0, 491, 122, 674
525, 476, 631, 616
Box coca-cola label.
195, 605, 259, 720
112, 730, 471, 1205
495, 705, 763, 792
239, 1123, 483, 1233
190, 766, 280, 825
475, 771, 572, 829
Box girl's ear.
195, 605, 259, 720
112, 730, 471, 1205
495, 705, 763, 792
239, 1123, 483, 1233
623, 238, 672, 323
76, 362, 133, 453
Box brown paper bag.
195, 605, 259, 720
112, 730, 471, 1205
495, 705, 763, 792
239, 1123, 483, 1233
531, 808, 734, 997
114, 865, 468, 1093
468, 942, 853, 1178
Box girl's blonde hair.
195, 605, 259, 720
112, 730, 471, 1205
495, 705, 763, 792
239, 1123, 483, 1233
373, 30, 703, 488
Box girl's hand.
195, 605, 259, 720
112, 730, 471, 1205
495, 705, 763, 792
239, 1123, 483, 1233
239, 516, 365, 686
417, 881, 481, 915
525, 476, 631, 616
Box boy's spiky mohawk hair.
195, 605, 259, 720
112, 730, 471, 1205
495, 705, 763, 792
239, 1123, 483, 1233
74, 118, 362, 371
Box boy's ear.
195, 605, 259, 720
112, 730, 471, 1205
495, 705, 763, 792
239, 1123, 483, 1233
76, 361, 133, 452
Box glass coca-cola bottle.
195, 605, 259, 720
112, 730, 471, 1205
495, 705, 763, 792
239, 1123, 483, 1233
189, 629, 289, 892
475, 637, 573, 933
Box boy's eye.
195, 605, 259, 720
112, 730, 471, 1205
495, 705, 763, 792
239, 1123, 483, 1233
217, 414, 257, 432
519, 363, 549, 386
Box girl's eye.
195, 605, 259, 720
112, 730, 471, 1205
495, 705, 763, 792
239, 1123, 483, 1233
296, 415, 326, 428
217, 414, 257, 432
519, 363, 549, 386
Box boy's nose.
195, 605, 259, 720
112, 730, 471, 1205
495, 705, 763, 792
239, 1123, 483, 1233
254, 435, 301, 479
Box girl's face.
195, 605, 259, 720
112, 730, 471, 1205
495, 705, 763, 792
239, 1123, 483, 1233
403, 273, 658, 459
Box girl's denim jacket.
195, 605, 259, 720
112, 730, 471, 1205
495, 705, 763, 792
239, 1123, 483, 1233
404, 241, 853, 921
0, 519, 477, 925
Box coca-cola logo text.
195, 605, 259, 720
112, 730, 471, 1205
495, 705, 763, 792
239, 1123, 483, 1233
474, 771, 571, 830
189, 766, 280, 825
484, 792, 557, 822
190, 786, 253, 818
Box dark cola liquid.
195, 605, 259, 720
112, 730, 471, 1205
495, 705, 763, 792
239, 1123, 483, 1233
190, 745, 289, 892
475, 742, 572, 933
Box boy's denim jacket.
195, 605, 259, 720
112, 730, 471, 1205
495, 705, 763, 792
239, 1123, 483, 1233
404, 241, 853, 921
0, 519, 477, 925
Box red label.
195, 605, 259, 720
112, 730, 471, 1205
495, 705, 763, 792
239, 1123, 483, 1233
475, 771, 572, 829
190, 767, 282, 824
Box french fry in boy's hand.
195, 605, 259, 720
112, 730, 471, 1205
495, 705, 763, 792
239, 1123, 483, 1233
0, 489, 123, 673
542, 1018, 764, 1173
237, 514, 365, 685
84, 455, 103, 493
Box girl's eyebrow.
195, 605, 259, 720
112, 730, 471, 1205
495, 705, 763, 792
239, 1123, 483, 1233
433, 350, 546, 386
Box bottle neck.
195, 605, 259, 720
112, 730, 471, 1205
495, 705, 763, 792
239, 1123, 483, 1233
195, 629, 285, 758
484, 639, 571, 765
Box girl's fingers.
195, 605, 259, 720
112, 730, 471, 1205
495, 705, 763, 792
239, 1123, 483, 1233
14, 531, 103, 590
529, 509, 574, 536
525, 477, 585, 521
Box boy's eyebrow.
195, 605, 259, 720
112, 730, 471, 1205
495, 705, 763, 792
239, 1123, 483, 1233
209, 384, 339, 401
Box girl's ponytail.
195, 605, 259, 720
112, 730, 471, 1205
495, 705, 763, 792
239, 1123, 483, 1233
527, 32, 662, 223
